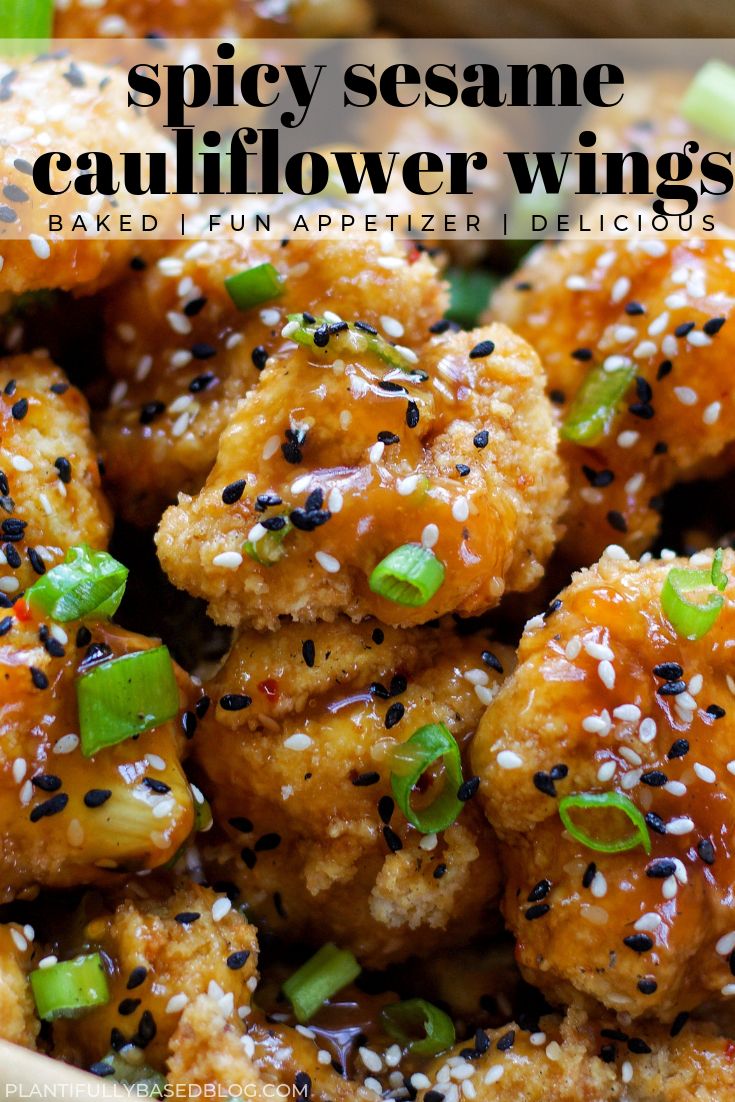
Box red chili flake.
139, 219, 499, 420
13, 598, 31, 622
406, 246, 421, 264
726, 1041, 735, 1063
258, 678, 279, 701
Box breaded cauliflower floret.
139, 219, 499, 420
51, 880, 258, 1073
195, 619, 508, 967
97, 236, 447, 525
54, 0, 373, 37
0, 612, 198, 900
156, 323, 565, 628
0, 60, 173, 296
0, 922, 39, 1048
490, 235, 735, 565
416, 1008, 735, 1102
473, 548, 735, 1020
0, 352, 111, 600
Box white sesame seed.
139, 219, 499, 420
664, 780, 687, 797
583, 712, 612, 736
703, 401, 721, 425
621, 768, 641, 790
422, 523, 439, 549
617, 430, 640, 448
688, 674, 703, 695
694, 762, 716, 783
674, 386, 698, 406
597, 761, 616, 782
53, 733, 79, 755
722, 984, 735, 997
565, 636, 582, 659
10, 929, 27, 952
380, 315, 404, 338
483, 1067, 504, 1085
603, 354, 633, 373
11, 455, 33, 472
170, 350, 192, 368
620, 747, 642, 767
475, 685, 495, 706
66, 819, 84, 847
635, 912, 662, 932
12, 758, 26, 784
546, 1041, 562, 1062
621, 1061, 633, 1084
585, 641, 614, 661
211, 897, 232, 922
566, 275, 588, 291
327, 487, 343, 513
0, 577, 19, 593
530, 1032, 546, 1046
602, 543, 629, 561
465, 668, 490, 686
247, 523, 267, 545
419, 833, 438, 851
369, 441, 384, 464
29, 234, 50, 259
688, 330, 711, 347
639, 717, 657, 743
613, 704, 641, 722
146, 753, 166, 771
166, 993, 189, 1014
668, 817, 695, 836
38, 955, 57, 969
410, 1075, 431, 1091
315, 551, 341, 574
598, 660, 616, 689
281, 320, 299, 338
452, 497, 470, 522
613, 325, 637, 344
317, 1051, 332, 1065
727, 761, 735, 776
662, 875, 678, 899
611, 276, 631, 303
662, 334, 678, 357
648, 312, 669, 336
377, 256, 405, 270
213, 551, 243, 569
497, 750, 523, 770
360, 1049, 383, 1074
633, 340, 657, 359
717, 932, 735, 955
166, 311, 191, 335
591, 871, 607, 898
283, 733, 312, 751
397, 475, 419, 496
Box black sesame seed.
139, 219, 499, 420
496, 1030, 515, 1052
433, 863, 446, 879
118, 998, 141, 1016
606, 510, 628, 533
582, 465, 614, 488
281, 441, 303, 464
355, 320, 377, 335
0, 616, 12, 636
352, 772, 380, 787
229, 817, 253, 833
142, 777, 170, 794
674, 321, 695, 338
623, 934, 653, 953
0, 206, 17, 223
527, 879, 551, 903
629, 401, 654, 420
5, 544, 21, 569
657, 680, 686, 696
653, 441, 668, 455
289, 507, 330, 531
646, 858, 677, 878
227, 950, 252, 972
697, 838, 715, 865
458, 776, 480, 802
667, 738, 689, 759
372, 628, 384, 645
3, 183, 27, 204
656, 360, 673, 381
549, 763, 568, 781
628, 1038, 652, 1055
533, 772, 556, 798
601, 1029, 628, 1042
304, 488, 324, 511
13, 158, 33, 175
635, 376, 653, 403
670, 1012, 689, 1037
126, 967, 147, 990
641, 770, 667, 787
625, 301, 645, 316
599, 1044, 616, 1063
262, 515, 287, 532
251, 345, 268, 370
385, 701, 405, 729
582, 862, 596, 888
473, 430, 489, 449
189, 372, 216, 393
182, 711, 197, 740
191, 342, 217, 360
469, 340, 495, 359
84, 789, 112, 808
294, 1073, 311, 1101
378, 380, 407, 395
76, 626, 92, 647
637, 978, 657, 995
30, 667, 48, 690
571, 347, 593, 361
183, 296, 207, 317
378, 795, 394, 824
174, 912, 201, 925
31, 774, 61, 792
703, 316, 726, 336
383, 825, 403, 852
27, 547, 45, 575
54, 457, 71, 484
29, 793, 68, 821
645, 812, 667, 835
132, 1009, 157, 1048
480, 649, 503, 674
89, 1063, 115, 1078
653, 662, 683, 681
11, 398, 28, 420
429, 319, 451, 335
456, 462, 470, 476
706, 704, 726, 719
219, 694, 251, 711
254, 832, 281, 852
524, 903, 550, 920
222, 479, 246, 505
241, 848, 256, 870
139, 401, 165, 425
195, 695, 211, 719
406, 400, 420, 428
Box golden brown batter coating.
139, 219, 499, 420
156, 323, 565, 628
52, 880, 259, 1073
473, 548, 735, 1021
0, 923, 39, 1049
490, 235, 735, 565
195, 619, 508, 967
0, 353, 111, 601
97, 236, 447, 526
54, 0, 373, 38
0, 61, 172, 297
0, 612, 197, 900
417, 1008, 735, 1102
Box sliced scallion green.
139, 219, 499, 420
390, 723, 464, 834
282, 943, 361, 1023
680, 60, 735, 144
369, 544, 444, 607
661, 560, 725, 641
285, 313, 423, 375
558, 792, 651, 854
76, 645, 179, 757
2, 0, 53, 42
90, 1053, 166, 1095
244, 517, 292, 566
561, 360, 637, 445
445, 268, 498, 329
224, 262, 283, 310
30, 953, 109, 1021
711, 547, 728, 592
26, 545, 128, 623
381, 999, 456, 1056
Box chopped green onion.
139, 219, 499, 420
445, 268, 498, 329
26, 545, 128, 623
282, 943, 361, 1023
661, 560, 725, 641
558, 792, 651, 854
711, 547, 728, 592
561, 360, 637, 445
30, 952, 109, 1021
92, 1054, 166, 1095
244, 517, 292, 566
381, 999, 456, 1057
193, 790, 213, 832
224, 263, 283, 311
369, 544, 445, 607
680, 61, 735, 144
1, 0, 53, 42
285, 313, 423, 375
76, 645, 180, 757
390, 723, 464, 834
